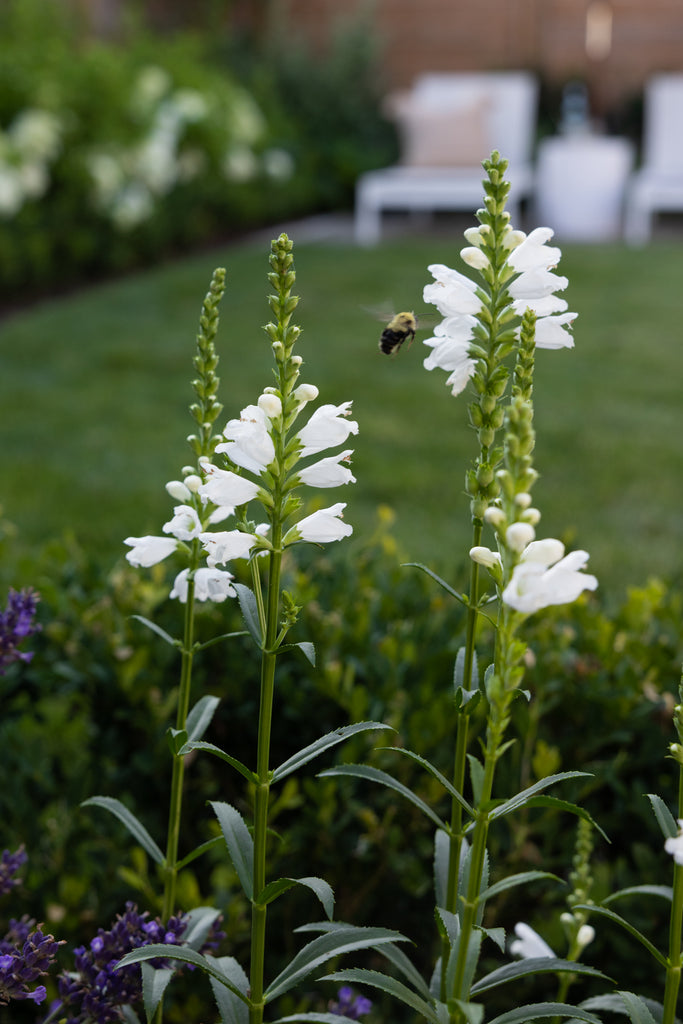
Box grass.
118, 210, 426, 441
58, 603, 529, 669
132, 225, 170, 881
2, 228, 683, 599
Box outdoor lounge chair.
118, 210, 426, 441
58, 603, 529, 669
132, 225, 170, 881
354, 71, 538, 245
624, 74, 683, 245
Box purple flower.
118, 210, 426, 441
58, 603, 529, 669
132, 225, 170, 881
0, 588, 40, 674
0, 924, 61, 1006
329, 985, 373, 1020
0, 847, 27, 897
55, 902, 223, 1023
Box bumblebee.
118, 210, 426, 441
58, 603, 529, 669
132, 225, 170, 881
378, 311, 417, 356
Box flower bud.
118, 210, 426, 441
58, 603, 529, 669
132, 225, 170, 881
183, 474, 202, 493
258, 392, 283, 419
464, 226, 485, 246
470, 546, 501, 570
484, 506, 506, 528
460, 246, 489, 270
506, 521, 536, 552
293, 383, 319, 405
514, 492, 532, 508
522, 507, 541, 525
576, 924, 595, 950
166, 479, 192, 501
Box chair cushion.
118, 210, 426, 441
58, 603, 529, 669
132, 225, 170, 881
388, 92, 490, 167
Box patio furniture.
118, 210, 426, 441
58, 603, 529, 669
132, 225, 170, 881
624, 74, 683, 245
535, 134, 634, 241
354, 71, 538, 245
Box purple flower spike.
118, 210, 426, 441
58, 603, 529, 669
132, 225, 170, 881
329, 985, 373, 1020
0, 588, 40, 675
0, 846, 27, 897
0, 926, 62, 1006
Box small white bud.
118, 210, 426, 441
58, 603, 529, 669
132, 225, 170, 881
183, 474, 202, 493
463, 226, 484, 246
290, 355, 303, 366
577, 924, 595, 950
460, 246, 489, 270
506, 521, 536, 552
470, 546, 501, 570
293, 383, 319, 405
166, 479, 192, 501
504, 229, 527, 251
181, 465, 195, 476
522, 507, 541, 525
258, 392, 282, 418
484, 506, 506, 528
514, 492, 532, 508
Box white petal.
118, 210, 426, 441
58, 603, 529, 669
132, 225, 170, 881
534, 312, 577, 350
297, 402, 359, 458
298, 450, 356, 488
290, 502, 353, 543
124, 535, 177, 567
163, 504, 203, 541
199, 529, 257, 567
510, 922, 555, 959
199, 462, 261, 509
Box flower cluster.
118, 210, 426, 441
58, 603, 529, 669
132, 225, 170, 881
423, 226, 576, 398
0, 587, 40, 674
56, 902, 190, 1023
0, 847, 27, 896
0, 915, 62, 1007
0, 108, 63, 217
329, 985, 373, 1020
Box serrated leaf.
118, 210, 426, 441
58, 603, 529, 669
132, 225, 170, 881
130, 614, 178, 648
467, 755, 485, 806
320, 967, 441, 1024
274, 1015, 365, 1024
210, 956, 249, 1024
259, 877, 334, 920
381, 747, 474, 817
646, 793, 678, 839
141, 963, 173, 1022
167, 728, 189, 756
186, 695, 221, 742
121, 1008, 143, 1024
319, 764, 446, 830
117, 945, 251, 1004
581, 993, 670, 1024
603, 884, 673, 905
374, 942, 433, 1000
452, 1000, 484, 1024
211, 802, 254, 900
454, 647, 479, 708
479, 870, 562, 903
182, 906, 223, 949
179, 741, 257, 784
616, 992, 659, 1024
272, 722, 392, 783
176, 835, 224, 871
81, 796, 164, 865
233, 583, 262, 645
573, 903, 667, 968
471, 957, 607, 996
488, 1002, 602, 1024
264, 927, 408, 1003
490, 772, 592, 820
294, 641, 315, 666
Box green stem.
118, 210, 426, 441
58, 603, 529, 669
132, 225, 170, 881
249, 536, 282, 1024
440, 519, 482, 1001
662, 763, 683, 1023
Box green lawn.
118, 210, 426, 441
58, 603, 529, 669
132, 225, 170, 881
2, 230, 683, 599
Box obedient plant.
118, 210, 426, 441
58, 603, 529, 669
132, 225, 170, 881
110, 235, 403, 1021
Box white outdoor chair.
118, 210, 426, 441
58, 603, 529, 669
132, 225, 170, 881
354, 71, 538, 245
624, 74, 683, 245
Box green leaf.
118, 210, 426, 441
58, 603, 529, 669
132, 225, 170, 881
130, 614, 178, 648
176, 835, 224, 871
293, 641, 315, 666
81, 796, 164, 865
471, 957, 607, 996
581, 993, 669, 1024
573, 903, 667, 968
274, 1016, 366, 1024
381, 747, 474, 817
402, 562, 467, 605
117, 945, 251, 1005
210, 956, 249, 1024
490, 772, 592, 820
272, 722, 393, 783
452, 1000, 484, 1024
478, 870, 562, 903
233, 583, 262, 645
320, 967, 442, 1024
211, 802, 254, 900
264, 927, 408, 1003
646, 793, 678, 839
519, 795, 609, 843
259, 877, 335, 920
373, 942, 433, 1000
187, 695, 221, 742
467, 755, 485, 806
319, 764, 447, 830
434, 828, 450, 909
167, 728, 189, 756
121, 1008, 143, 1024
488, 1002, 602, 1024
141, 964, 173, 1023
616, 992, 659, 1024
182, 906, 223, 949
603, 884, 673, 905
179, 742, 257, 785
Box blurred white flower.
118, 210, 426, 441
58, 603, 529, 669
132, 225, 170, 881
10, 109, 62, 161
170, 567, 235, 603
510, 922, 555, 959
263, 147, 295, 181
131, 66, 172, 115
665, 820, 683, 865
170, 89, 208, 124
222, 144, 258, 183
110, 182, 154, 231
0, 165, 23, 216
229, 90, 267, 145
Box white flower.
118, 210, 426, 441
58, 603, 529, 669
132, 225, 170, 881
298, 450, 356, 488
577, 924, 596, 950
222, 144, 258, 183
199, 530, 257, 567
502, 539, 598, 614
422, 314, 477, 396
170, 567, 235, 603
124, 535, 178, 567
199, 460, 261, 510
286, 503, 353, 544
506, 227, 562, 272
163, 504, 203, 541
535, 311, 576, 350
0, 165, 23, 216
257, 392, 282, 419
469, 546, 502, 571
165, 479, 193, 502
665, 820, 683, 865
297, 402, 359, 458
423, 264, 482, 317
216, 404, 275, 474
460, 246, 489, 270
510, 922, 555, 959
263, 147, 295, 180
293, 383, 319, 407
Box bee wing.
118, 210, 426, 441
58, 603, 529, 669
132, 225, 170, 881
362, 301, 399, 324
414, 311, 441, 330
